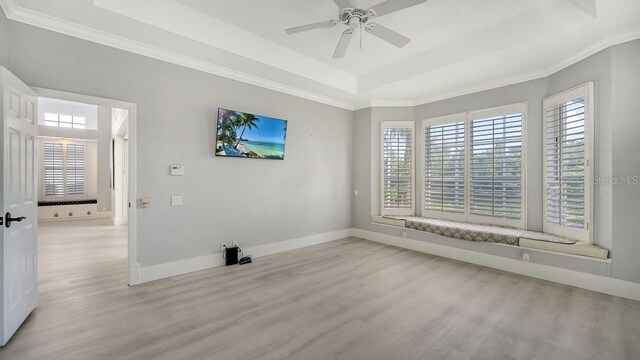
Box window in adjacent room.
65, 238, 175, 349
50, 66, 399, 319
42, 139, 86, 200
543, 82, 594, 243
381, 122, 415, 216
44, 113, 86, 129
421, 103, 527, 229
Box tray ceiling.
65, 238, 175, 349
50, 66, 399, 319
2, 0, 640, 109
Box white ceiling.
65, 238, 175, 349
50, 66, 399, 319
3, 0, 640, 109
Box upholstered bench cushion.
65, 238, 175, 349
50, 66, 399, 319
375, 216, 577, 246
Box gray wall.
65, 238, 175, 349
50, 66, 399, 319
4, 19, 353, 267
352, 108, 372, 230
353, 42, 640, 284
610, 41, 640, 283
0, 9, 7, 67
37, 105, 112, 212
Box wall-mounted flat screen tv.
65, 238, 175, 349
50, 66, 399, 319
215, 108, 287, 160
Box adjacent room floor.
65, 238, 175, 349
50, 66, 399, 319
1, 221, 639, 360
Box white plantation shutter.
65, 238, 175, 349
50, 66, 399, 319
544, 83, 593, 242
469, 105, 525, 228
424, 119, 465, 219
381, 122, 415, 215
41, 140, 87, 200
43, 142, 64, 197
66, 143, 86, 196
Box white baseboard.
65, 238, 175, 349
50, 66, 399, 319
351, 228, 640, 301
138, 228, 351, 284
113, 217, 127, 226
95, 211, 112, 219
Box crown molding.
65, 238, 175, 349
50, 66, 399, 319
353, 99, 416, 110
412, 28, 640, 107
0, 0, 356, 111
2, 0, 639, 112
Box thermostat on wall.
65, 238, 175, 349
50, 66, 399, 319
170, 164, 185, 176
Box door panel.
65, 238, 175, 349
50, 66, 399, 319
8, 89, 19, 116
1, 67, 38, 346
9, 128, 21, 208
25, 135, 35, 202
23, 99, 35, 125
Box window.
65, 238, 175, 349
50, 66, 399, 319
381, 122, 415, 216
423, 115, 466, 221
66, 143, 86, 196
41, 139, 87, 200
44, 113, 86, 129
421, 104, 526, 228
43, 142, 64, 197
469, 107, 524, 227
543, 83, 594, 243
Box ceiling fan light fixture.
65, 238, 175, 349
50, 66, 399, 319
285, 0, 427, 58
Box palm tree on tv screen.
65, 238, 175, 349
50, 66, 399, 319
234, 113, 260, 149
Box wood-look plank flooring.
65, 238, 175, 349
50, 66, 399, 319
1, 219, 639, 360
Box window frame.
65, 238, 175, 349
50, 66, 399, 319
420, 113, 468, 222
43, 112, 88, 129
380, 121, 416, 216
543, 82, 594, 244
40, 138, 88, 201
420, 103, 528, 229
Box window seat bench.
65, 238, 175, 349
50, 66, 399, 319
38, 200, 99, 222
371, 216, 608, 259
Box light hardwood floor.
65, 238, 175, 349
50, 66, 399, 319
1, 220, 639, 360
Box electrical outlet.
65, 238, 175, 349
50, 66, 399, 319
221, 243, 227, 252
402, 231, 407, 239
233, 241, 239, 248
522, 253, 530, 262
354, 189, 359, 196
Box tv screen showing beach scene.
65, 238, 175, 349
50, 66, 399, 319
215, 108, 287, 160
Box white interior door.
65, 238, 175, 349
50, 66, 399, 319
0, 67, 38, 346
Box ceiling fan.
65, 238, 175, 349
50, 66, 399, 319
285, 0, 427, 58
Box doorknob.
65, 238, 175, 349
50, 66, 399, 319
5, 212, 26, 228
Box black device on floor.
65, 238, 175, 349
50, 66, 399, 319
239, 256, 252, 265
225, 246, 239, 266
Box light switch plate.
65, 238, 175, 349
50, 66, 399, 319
171, 195, 183, 206
170, 165, 185, 176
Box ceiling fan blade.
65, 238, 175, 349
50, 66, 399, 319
285, 20, 336, 35
333, 27, 355, 58
333, 0, 356, 9
366, 23, 410, 48
369, 0, 427, 17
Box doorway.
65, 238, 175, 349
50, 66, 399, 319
1, 69, 138, 345
33, 88, 138, 286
